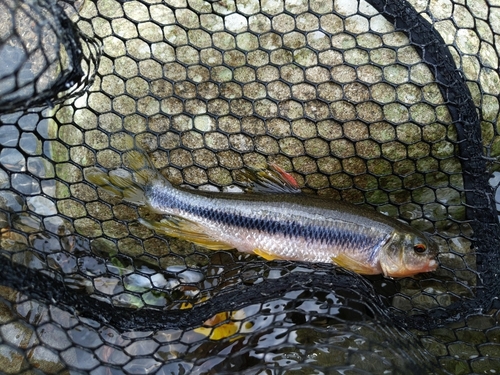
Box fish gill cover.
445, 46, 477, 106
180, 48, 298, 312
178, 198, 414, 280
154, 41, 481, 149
0, 0, 499, 374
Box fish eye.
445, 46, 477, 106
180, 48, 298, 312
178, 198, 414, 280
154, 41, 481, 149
413, 243, 427, 253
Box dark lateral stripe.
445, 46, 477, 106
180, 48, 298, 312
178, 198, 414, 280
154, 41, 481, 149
169, 193, 384, 250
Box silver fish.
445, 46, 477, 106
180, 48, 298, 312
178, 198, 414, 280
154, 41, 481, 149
86, 149, 438, 277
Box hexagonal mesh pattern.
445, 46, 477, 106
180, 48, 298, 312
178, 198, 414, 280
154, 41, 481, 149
0, 0, 98, 112
0, 0, 499, 373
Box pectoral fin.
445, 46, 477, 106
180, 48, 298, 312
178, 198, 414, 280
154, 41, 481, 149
331, 253, 378, 275
253, 248, 281, 261
139, 217, 234, 250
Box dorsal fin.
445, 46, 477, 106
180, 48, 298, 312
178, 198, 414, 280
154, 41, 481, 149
238, 164, 301, 194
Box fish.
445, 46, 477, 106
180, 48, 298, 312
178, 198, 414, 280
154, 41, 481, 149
85, 148, 438, 278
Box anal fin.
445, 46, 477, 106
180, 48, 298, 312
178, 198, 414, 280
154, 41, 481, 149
138, 217, 234, 251
253, 248, 281, 261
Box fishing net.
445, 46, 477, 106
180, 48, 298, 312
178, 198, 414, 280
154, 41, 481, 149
0, 0, 499, 373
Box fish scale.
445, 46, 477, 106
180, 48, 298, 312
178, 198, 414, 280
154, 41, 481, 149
174, 193, 383, 253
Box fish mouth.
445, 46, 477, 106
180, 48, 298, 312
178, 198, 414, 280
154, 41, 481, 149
411, 259, 438, 275
383, 258, 438, 278
424, 258, 438, 272
410, 258, 438, 275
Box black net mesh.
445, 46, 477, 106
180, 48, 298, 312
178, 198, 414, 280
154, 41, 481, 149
0, 0, 97, 112
0, 0, 500, 373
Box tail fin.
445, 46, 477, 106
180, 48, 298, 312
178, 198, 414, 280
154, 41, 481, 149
85, 148, 169, 207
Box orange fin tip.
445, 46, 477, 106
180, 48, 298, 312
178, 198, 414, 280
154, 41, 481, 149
239, 164, 301, 194
269, 163, 300, 189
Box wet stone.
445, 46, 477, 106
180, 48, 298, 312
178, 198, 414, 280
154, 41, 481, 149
44, 141, 69, 164
353, 174, 379, 191
367, 159, 392, 176
203, 132, 228, 151
449, 173, 465, 190
217, 150, 242, 169
18, 134, 41, 156
60, 347, 100, 371
371, 83, 395, 103
410, 103, 436, 124
0, 345, 29, 374
316, 157, 341, 175
425, 171, 449, 188
447, 236, 472, 255
74, 218, 102, 238
382, 141, 407, 161
278, 137, 303, 157
68, 147, 95, 170
56, 163, 83, 183
396, 123, 421, 144
282, 64, 304, 83
57, 199, 87, 219
436, 187, 461, 205
355, 140, 381, 159
423, 203, 447, 221
0, 169, 9, 189
403, 173, 425, 189
330, 173, 353, 189
292, 156, 317, 174
342, 157, 367, 175
87, 202, 114, 222
97, 150, 121, 169
384, 103, 410, 123
0, 148, 25, 172
1, 320, 39, 349
182, 166, 207, 186
304, 138, 329, 158
28, 157, 51, 178
170, 149, 193, 168
394, 160, 416, 179
191, 148, 217, 168
412, 187, 436, 205
432, 141, 455, 159
407, 142, 430, 159
0, 125, 19, 147
207, 167, 231, 186
410, 63, 435, 85
27, 346, 67, 374
40, 180, 68, 199
331, 139, 356, 160
122, 357, 162, 375
72, 109, 98, 131
17, 114, 39, 131
112, 95, 138, 116
10, 174, 40, 195
30, 231, 62, 253
27, 196, 57, 216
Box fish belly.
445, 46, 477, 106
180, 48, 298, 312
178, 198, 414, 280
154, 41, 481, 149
196, 209, 389, 267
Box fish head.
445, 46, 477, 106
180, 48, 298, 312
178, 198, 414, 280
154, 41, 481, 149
379, 230, 438, 278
